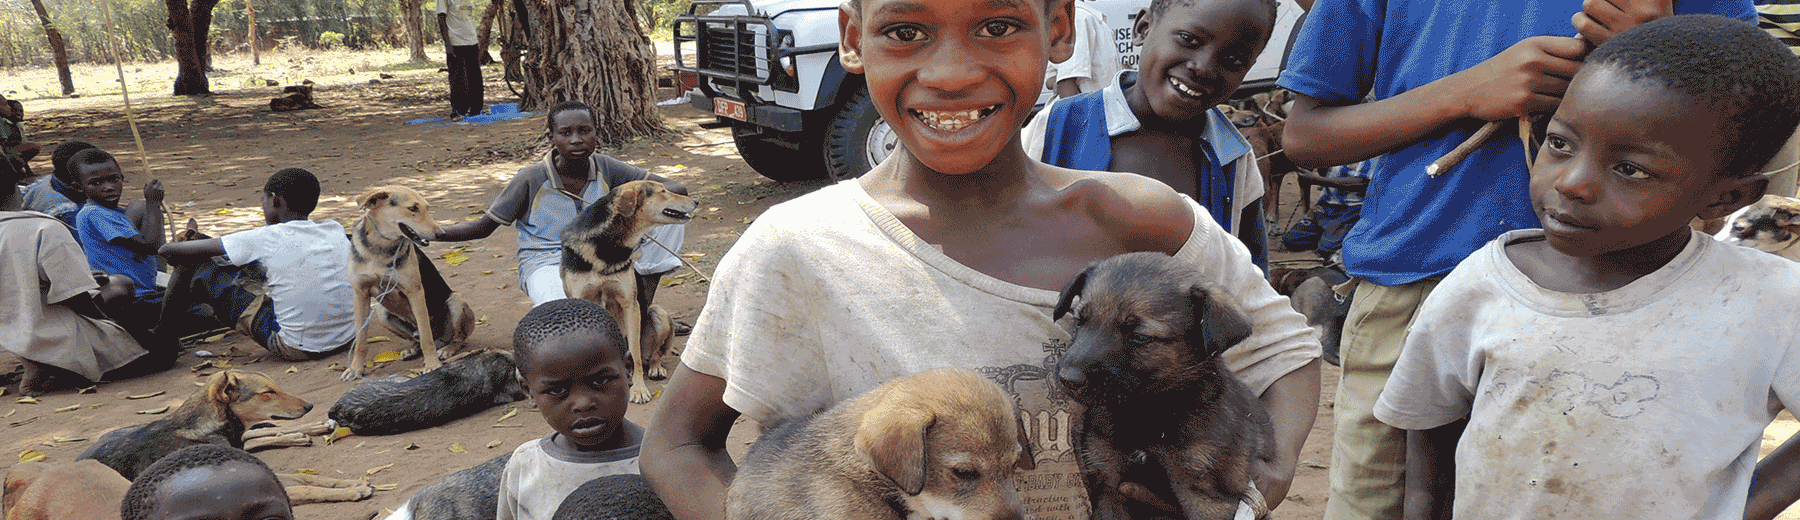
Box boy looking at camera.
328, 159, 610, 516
1377, 15, 1800, 520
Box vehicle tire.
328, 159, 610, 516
733, 126, 827, 182
822, 85, 898, 181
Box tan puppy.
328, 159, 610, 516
3, 460, 130, 520
727, 368, 1034, 520
560, 179, 696, 404
1716, 194, 1800, 262
78, 370, 314, 481
345, 186, 476, 380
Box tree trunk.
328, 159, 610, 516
522, 0, 665, 145
500, 0, 527, 82
403, 0, 428, 62
164, 0, 223, 95
27, 0, 74, 96
476, 0, 499, 65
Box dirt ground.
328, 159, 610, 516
3, 52, 1797, 520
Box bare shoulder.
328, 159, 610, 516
1043, 164, 1193, 254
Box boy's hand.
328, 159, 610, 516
1453, 36, 1587, 122
143, 179, 164, 203
1572, 0, 1673, 47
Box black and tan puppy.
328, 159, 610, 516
560, 179, 696, 404
1053, 252, 1276, 520
1716, 194, 1800, 262
727, 368, 1034, 520
328, 350, 527, 435
78, 370, 313, 480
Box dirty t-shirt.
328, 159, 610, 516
681, 180, 1319, 520
220, 220, 356, 351
1375, 229, 1800, 519
496, 422, 642, 520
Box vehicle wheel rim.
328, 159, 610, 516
865, 118, 898, 169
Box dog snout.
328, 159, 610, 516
303, 402, 315, 414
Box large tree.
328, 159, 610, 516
403, 0, 428, 62
165, 0, 223, 95
27, 0, 74, 96
521, 0, 664, 145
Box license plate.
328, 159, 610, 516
714, 98, 748, 121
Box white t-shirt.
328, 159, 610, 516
435, 0, 478, 47
220, 219, 356, 352
1050, 3, 1122, 96
1375, 229, 1800, 520
496, 427, 642, 520
682, 180, 1318, 520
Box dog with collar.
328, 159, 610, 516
1053, 252, 1276, 520
560, 179, 696, 403
344, 185, 475, 380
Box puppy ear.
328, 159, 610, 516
1189, 284, 1253, 356
185, 218, 198, 232
207, 371, 241, 404
1014, 408, 1036, 471
1053, 265, 1095, 322
854, 403, 933, 495
360, 189, 391, 209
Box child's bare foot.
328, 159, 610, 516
19, 360, 81, 397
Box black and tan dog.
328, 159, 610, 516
344, 185, 477, 380
1053, 252, 1277, 520
400, 453, 511, 520
727, 368, 1034, 520
328, 350, 527, 435
560, 179, 697, 404
77, 370, 313, 480
1717, 194, 1800, 262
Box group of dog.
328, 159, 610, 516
2, 176, 700, 520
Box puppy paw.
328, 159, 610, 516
399, 348, 422, 361
629, 385, 653, 404
647, 363, 669, 380
340, 367, 363, 381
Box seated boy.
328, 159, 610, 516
497, 298, 643, 520
0, 93, 40, 179
119, 445, 294, 520
159, 168, 356, 361
1022, 0, 1278, 271
1281, 160, 1369, 257
1375, 15, 1800, 519
0, 150, 165, 396
20, 140, 98, 231
642, 0, 1321, 517
436, 101, 690, 315
71, 148, 164, 297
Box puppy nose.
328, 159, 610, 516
302, 403, 315, 413
1055, 366, 1087, 391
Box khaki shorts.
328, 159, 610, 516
1326, 277, 1440, 520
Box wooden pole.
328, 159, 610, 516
247, 0, 259, 65
101, 0, 169, 240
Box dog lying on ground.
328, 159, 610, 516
391, 453, 512, 520
1716, 194, 1800, 262
3, 460, 130, 520
1053, 252, 1277, 520
553, 474, 674, 520
344, 185, 477, 380
329, 350, 527, 435
727, 368, 1034, 520
560, 179, 696, 403
78, 370, 313, 481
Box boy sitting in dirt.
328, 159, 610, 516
0, 93, 40, 180
497, 298, 644, 520
71, 148, 164, 298
1375, 16, 1800, 519
1023, 0, 1278, 271
119, 445, 294, 520
159, 168, 356, 361
19, 140, 97, 232
436, 101, 690, 317
640, 0, 1321, 517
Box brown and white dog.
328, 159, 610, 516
560, 179, 697, 404
1716, 194, 1800, 262
727, 368, 1034, 520
344, 186, 476, 380
77, 370, 314, 481
1053, 252, 1276, 520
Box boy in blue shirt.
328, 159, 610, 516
1277, 1, 1754, 517
72, 148, 164, 297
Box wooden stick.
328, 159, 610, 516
100, 0, 170, 241
1427, 120, 1504, 177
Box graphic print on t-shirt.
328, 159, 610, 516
977, 337, 1091, 520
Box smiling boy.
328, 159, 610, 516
1376, 15, 1800, 519
1023, 0, 1278, 270
641, 0, 1320, 518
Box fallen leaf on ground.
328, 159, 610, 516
16, 397, 38, 404
18, 450, 44, 463
286, 366, 298, 374
373, 484, 398, 491
88, 404, 103, 409
191, 360, 214, 372
126, 391, 165, 399
53, 404, 79, 413
327, 427, 353, 445
52, 436, 84, 443
404, 442, 420, 450
368, 336, 392, 343
486, 439, 503, 449
372, 350, 403, 363
449, 443, 467, 453
366, 463, 394, 476
443, 250, 469, 266
297, 468, 319, 475
138, 406, 170, 414
77, 386, 95, 394
496, 407, 518, 423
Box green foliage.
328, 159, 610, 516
639, 0, 691, 39
318, 30, 345, 48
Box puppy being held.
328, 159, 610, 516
727, 368, 1034, 520
1054, 252, 1277, 520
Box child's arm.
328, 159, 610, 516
1748, 434, 1800, 520
1256, 359, 1321, 508
436, 215, 502, 241
158, 238, 225, 264
109, 179, 166, 255
1283, 35, 1586, 169
438, 168, 540, 242
1572, 0, 1673, 47
641, 365, 739, 520
1405, 419, 1464, 520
